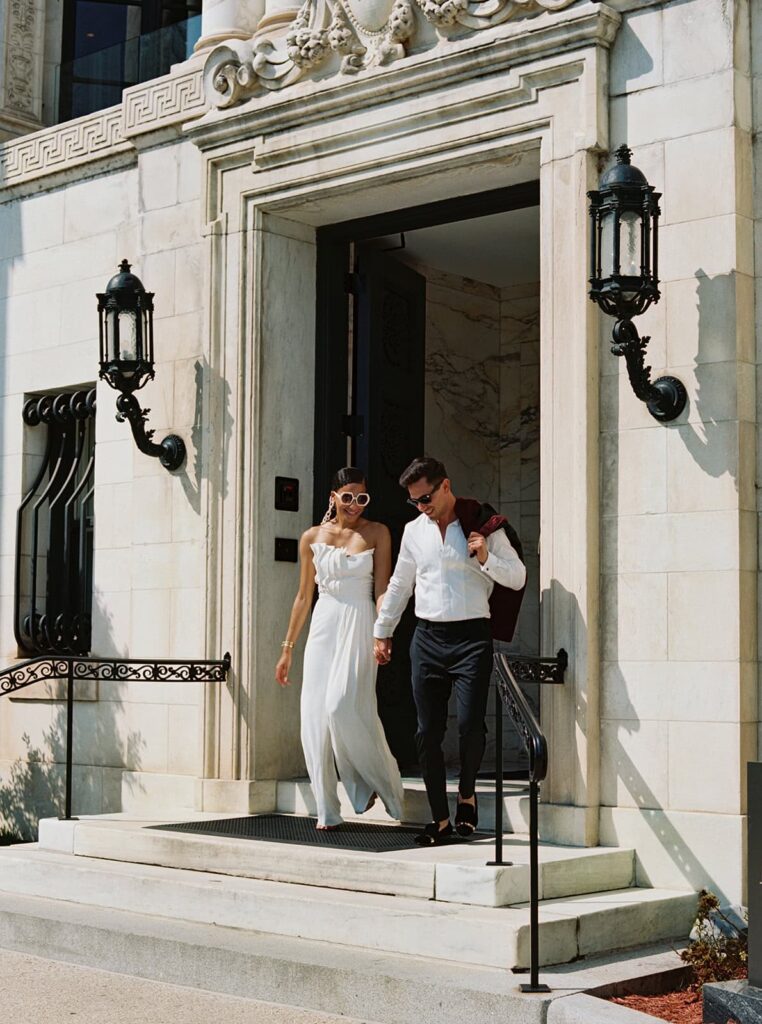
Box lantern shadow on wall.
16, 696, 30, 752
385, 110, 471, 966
588, 146, 687, 424
97, 260, 186, 471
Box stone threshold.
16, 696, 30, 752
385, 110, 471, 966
38, 812, 634, 906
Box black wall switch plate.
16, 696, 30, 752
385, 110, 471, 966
275, 537, 298, 562
275, 476, 299, 511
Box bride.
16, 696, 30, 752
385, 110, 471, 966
275, 467, 405, 830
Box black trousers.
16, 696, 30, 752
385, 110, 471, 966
410, 618, 493, 823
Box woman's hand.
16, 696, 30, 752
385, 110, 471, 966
275, 650, 293, 687
374, 638, 392, 665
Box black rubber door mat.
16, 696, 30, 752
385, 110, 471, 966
147, 814, 430, 852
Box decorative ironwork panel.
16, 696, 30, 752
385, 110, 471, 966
15, 389, 96, 656
0, 657, 71, 695
0, 653, 232, 696
71, 655, 232, 683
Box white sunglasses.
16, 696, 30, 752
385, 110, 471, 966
335, 492, 370, 507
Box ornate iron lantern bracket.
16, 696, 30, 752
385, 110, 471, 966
588, 146, 687, 424
97, 260, 186, 472
115, 393, 186, 471
610, 319, 687, 424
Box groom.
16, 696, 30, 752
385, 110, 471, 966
373, 456, 526, 845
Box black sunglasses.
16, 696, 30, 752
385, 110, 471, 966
407, 480, 444, 508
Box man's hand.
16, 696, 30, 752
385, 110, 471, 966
467, 532, 488, 565
374, 637, 392, 665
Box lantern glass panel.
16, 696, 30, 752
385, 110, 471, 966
103, 308, 116, 363
118, 310, 138, 363
600, 210, 615, 278
620, 210, 641, 277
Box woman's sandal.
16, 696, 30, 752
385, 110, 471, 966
414, 821, 453, 846
455, 796, 478, 837
316, 823, 340, 831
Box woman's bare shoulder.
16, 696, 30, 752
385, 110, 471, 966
302, 525, 322, 545
365, 520, 391, 545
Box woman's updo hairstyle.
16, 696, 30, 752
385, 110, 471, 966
320, 466, 367, 525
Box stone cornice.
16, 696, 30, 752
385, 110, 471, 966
0, 63, 207, 195
189, 1, 619, 151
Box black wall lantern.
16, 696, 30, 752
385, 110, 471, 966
97, 260, 186, 471
588, 145, 687, 423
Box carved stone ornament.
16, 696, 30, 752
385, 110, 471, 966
204, 0, 577, 108
4, 0, 44, 121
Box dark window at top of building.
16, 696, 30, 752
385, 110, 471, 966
58, 0, 202, 123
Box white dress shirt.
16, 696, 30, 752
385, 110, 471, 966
373, 514, 526, 639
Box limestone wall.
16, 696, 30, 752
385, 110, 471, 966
598, 0, 755, 903
0, 0, 757, 905
0, 138, 208, 832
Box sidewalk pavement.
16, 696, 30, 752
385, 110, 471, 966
0, 948, 372, 1024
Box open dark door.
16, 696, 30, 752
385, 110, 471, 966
352, 246, 426, 768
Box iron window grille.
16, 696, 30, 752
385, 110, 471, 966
14, 389, 96, 656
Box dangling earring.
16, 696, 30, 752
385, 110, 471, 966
320, 495, 336, 525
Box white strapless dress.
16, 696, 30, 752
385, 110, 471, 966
301, 542, 405, 827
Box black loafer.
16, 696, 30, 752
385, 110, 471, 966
455, 797, 478, 837
414, 821, 453, 846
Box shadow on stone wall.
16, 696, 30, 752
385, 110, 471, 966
178, 356, 234, 512
0, 599, 145, 842
601, 663, 723, 897
674, 269, 739, 493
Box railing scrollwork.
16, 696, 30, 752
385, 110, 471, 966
0, 653, 232, 819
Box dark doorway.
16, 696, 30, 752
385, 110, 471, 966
314, 180, 541, 771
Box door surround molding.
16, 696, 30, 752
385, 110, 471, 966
194, 29, 614, 844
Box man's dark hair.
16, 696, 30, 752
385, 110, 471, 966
399, 457, 448, 489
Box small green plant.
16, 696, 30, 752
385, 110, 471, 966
680, 889, 748, 991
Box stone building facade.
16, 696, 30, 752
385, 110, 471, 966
0, 0, 758, 905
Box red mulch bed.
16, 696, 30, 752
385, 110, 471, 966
610, 988, 704, 1023
607, 970, 746, 1023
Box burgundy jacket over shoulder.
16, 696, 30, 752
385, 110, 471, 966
454, 497, 526, 643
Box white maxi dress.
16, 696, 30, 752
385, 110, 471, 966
301, 542, 405, 827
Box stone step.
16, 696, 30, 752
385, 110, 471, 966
38, 815, 635, 906
0, 888, 689, 1024
0, 844, 697, 970
276, 776, 532, 831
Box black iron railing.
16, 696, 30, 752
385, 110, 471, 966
489, 648, 567, 993
0, 653, 231, 820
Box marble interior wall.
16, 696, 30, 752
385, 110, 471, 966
407, 258, 540, 770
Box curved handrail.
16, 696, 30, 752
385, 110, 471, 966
494, 652, 548, 783
489, 647, 567, 993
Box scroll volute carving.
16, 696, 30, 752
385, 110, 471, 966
203, 0, 578, 108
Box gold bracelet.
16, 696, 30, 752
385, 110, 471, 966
281, 640, 295, 649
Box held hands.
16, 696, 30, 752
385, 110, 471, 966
275, 649, 293, 687
467, 532, 488, 564
374, 637, 392, 665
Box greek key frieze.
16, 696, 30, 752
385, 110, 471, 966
0, 66, 206, 189
0, 107, 126, 184
123, 67, 206, 135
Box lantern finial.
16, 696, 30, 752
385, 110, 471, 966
614, 144, 633, 165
